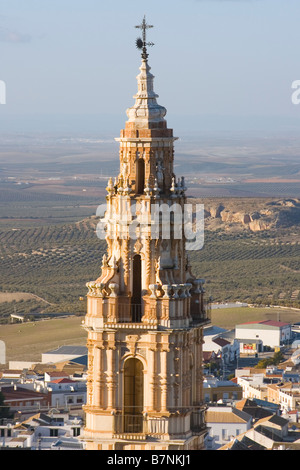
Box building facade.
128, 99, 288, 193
235, 320, 291, 350
82, 18, 210, 450
204, 405, 252, 450
203, 376, 243, 403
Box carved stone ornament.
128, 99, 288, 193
134, 238, 143, 254
126, 335, 140, 356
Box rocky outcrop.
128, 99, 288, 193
198, 198, 300, 232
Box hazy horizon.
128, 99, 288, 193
0, 0, 300, 136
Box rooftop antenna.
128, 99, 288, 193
135, 15, 154, 60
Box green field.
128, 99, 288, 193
0, 216, 106, 321
190, 229, 300, 307
211, 306, 300, 329
0, 316, 87, 362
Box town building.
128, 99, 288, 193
82, 17, 210, 451
0, 362, 87, 420
204, 405, 252, 449
203, 375, 243, 403
219, 414, 300, 450
46, 377, 86, 409
237, 374, 268, 401
203, 325, 239, 365
42, 346, 88, 364
235, 320, 292, 351
267, 382, 300, 414
0, 411, 85, 450
235, 398, 278, 422
0, 384, 51, 416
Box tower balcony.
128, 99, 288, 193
85, 280, 211, 329
111, 407, 207, 438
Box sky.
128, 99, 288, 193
0, 0, 300, 134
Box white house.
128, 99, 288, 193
46, 378, 86, 409
235, 320, 291, 350
0, 411, 85, 450
204, 405, 252, 450
237, 375, 268, 401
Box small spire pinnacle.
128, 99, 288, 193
135, 15, 154, 60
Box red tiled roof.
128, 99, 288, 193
1, 386, 48, 401
50, 378, 75, 384
238, 320, 290, 327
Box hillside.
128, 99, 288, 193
198, 197, 300, 233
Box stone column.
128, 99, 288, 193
106, 343, 116, 410
160, 347, 169, 412
148, 346, 157, 412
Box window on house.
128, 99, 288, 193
72, 427, 81, 437
222, 428, 228, 440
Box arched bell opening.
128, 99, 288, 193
123, 358, 144, 432
136, 157, 145, 195
131, 254, 142, 322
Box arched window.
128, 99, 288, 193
136, 158, 145, 195
123, 358, 144, 432
132, 254, 142, 322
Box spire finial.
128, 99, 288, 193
135, 15, 154, 60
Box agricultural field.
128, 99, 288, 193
190, 228, 300, 307
0, 316, 86, 362
211, 306, 300, 330
0, 211, 299, 325
0, 216, 105, 322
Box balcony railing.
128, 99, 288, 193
112, 408, 207, 436
116, 303, 142, 323
114, 413, 145, 434
190, 409, 206, 433
114, 302, 210, 325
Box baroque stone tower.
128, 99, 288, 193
82, 18, 210, 451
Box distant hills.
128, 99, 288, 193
195, 198, 300, 233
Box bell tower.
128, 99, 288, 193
82, 17, 210, 451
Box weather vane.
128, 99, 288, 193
135, 16, 154, 60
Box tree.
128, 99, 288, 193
256, 350, 284, 369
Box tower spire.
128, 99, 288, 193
135, 15, 154, 60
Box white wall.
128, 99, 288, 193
0, 341, 5, 365
236, 327, 280, 348
205, 406, 251, 450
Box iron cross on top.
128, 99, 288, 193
135, 16, 154, 59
